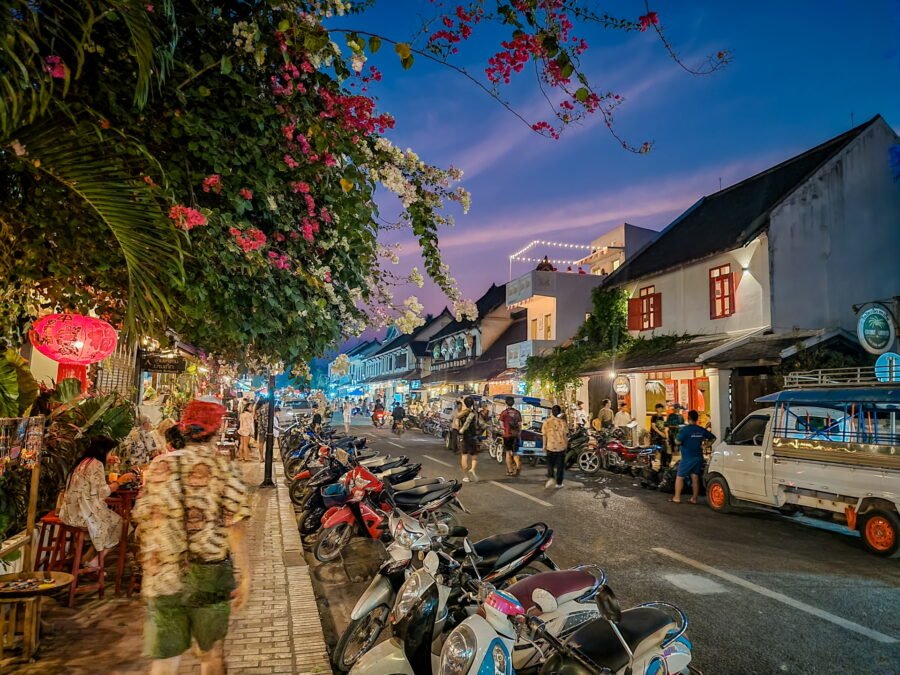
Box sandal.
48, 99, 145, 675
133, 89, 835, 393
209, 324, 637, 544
668, 498, 681, 504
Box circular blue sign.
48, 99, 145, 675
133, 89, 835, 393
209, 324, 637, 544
874, 352, 900, 382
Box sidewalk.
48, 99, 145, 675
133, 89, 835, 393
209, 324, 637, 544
0, 460, 330, 675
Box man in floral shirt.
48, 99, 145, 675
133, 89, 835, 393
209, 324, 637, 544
133, 397, 251, 675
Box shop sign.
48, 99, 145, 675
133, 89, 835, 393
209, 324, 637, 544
856, 303, 896, 355
409, 379, 422, 390
613, 376, 630, 395
142, 354, 187, 373
506, 340, 535, 368
874, 352, 900, 383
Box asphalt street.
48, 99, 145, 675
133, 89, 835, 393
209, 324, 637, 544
346, 420, 900, 675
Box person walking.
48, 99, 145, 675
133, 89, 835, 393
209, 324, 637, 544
543, 405, 568, 489
458, 397, 480, 482
448, 400, 462, 453
671, 409, 716, 504
649, 403, 668, 465
134, 397, 251, 675
342, 398, 353, 434
498, 396, 523, 477
664, 404, 686, 469
237, 404, 254, 462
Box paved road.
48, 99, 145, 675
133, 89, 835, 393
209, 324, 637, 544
353, 422, 899, 675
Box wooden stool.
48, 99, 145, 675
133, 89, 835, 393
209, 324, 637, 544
34, 512, 63, 571
0, 596, 40, 661
55, 524, 107, 607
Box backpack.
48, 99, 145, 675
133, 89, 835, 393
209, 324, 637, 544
506, 408, 522, 435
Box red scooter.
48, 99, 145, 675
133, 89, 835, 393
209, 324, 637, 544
372, 409, 387, 428
314, 465, 464, 562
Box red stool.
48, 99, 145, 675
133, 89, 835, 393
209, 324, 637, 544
34, 512, 64, 571
55, 523, 108, 607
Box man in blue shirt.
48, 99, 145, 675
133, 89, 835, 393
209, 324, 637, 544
671, 409, 715, 504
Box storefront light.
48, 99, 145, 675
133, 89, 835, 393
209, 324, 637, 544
608, 370, 616, 379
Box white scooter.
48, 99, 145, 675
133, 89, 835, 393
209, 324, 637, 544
350, 551, 605, 675
439, 568, 697, 675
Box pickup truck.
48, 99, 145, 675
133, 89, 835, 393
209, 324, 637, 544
705, 384, 900, 557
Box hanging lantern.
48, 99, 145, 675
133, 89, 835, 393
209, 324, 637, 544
29, 314, 118, 388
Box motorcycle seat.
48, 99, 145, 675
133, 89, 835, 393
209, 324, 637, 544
394, 480, 458, 502
381, 463, 421, 480
565, 608, 675, 672
362, 455, 405, 470
467, 525, 544, 569
391, 477, 443, 492
506, 570, 597, 612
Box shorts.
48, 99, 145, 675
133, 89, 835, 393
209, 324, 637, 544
502, 436, 517, 454
461, 435, 478, 455
144, 562, 235, 659
677, 457, 704, 478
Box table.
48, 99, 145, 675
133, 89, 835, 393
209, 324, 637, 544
0, 571, 72, 662
107, 488, 139, 595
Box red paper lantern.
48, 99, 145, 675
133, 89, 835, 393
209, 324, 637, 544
29, 314, 118, 366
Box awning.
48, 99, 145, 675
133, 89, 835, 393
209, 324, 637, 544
364, 368, 420, 384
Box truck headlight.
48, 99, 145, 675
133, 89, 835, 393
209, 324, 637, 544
439, 624, 476, 675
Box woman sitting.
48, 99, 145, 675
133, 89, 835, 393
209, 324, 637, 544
59, 436, 135, 567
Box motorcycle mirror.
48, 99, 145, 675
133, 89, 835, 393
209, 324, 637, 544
463, 538, 475, 555
596, 584, 622, 623
449, 526, 469, 538
424, 551, 440, 575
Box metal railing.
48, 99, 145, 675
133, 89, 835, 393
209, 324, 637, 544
784, 367, 888, 388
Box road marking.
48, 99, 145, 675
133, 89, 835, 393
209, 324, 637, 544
423, 454, 453, 467
664, 573, 727, 595
387, 441, 404, 449
653, 547, 897, 644
490, 481, 553, 508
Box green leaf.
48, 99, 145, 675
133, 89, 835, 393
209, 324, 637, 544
369, 36, 382, 54
561, 63, 574, 79
394, 43, 412, 60
54, 378, 83, 404
575, 87, 590, 102
0, 357, 19, 418
198, 86, 211, 97
401, 54, 415, 70
220, 55, 232, 75
4, 350, 38, 416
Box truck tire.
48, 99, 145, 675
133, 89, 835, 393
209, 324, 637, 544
859, 509, 900, 557
705, 475, 732, 514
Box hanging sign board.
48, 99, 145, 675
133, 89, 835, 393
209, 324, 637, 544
856, 303, 896, 355
613, 376, 630, 395
874, 352, 900, 383
142, 354, 187, 373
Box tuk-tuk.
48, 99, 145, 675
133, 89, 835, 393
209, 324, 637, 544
486, 394, 554, 463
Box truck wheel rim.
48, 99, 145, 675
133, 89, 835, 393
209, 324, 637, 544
866, 517, 896, 551
709, 483, 726, 508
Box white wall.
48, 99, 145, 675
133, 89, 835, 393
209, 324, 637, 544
619, 237, 771, 337
769, 119, 900, 332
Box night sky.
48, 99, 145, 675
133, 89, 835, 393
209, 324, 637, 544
330, 1, 900, 320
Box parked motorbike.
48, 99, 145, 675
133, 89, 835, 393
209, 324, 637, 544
314, 465, 465, 562
349, 553, 600, 674
603, 441, 659, 477
440, 570, 695, 675
565, 425, 592, 468
335, 516, 561, 671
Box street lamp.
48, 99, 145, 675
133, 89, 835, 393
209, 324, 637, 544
260, 368, 277, 488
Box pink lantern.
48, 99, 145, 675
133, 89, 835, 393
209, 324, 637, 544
29, 314, 118, 388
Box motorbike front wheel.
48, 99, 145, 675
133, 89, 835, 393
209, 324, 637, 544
577, 450, 601, 475
315, 523, 353, 563
289, 481, 312, 506
298, 507, 326, 536
330, 603, 391, 672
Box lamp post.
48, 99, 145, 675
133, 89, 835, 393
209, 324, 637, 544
260, 369, 276, 488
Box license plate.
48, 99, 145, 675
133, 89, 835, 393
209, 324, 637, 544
522, 441, 537, 448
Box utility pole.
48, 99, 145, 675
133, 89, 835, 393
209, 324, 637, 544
260, 369, 276, 487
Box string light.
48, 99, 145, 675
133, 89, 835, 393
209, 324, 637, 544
509, 239, 594, 261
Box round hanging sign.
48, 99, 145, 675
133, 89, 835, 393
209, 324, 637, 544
29, 313, 118, 365
613, 376, 630, 395
856, 303, 896, 355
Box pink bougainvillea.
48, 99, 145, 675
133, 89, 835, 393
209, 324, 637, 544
284, 154, 300, 169
169, 205, 207, 230
229, 226, 267, 252
267, 251, 292, 270
638, 12, 660, 31
202, 174, 222, 194
44, 55, 67, 79
239, 188, 253, 200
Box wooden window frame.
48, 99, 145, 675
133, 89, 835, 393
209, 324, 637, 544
709, 264, 735, 319
628, 286, 662, 331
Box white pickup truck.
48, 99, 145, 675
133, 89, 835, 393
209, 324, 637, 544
705, 378, 900, 557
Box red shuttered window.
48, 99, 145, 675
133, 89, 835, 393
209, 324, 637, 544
709, 264, 735, 319
628, 286, 662, 331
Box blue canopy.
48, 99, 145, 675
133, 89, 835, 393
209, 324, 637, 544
756, 388, 900, 405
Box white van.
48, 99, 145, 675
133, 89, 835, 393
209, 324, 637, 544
705, 370, 900, 557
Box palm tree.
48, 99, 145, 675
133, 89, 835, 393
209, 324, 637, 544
0, 0, 183, 336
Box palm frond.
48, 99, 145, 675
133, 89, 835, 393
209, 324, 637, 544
13, 120, 185, 334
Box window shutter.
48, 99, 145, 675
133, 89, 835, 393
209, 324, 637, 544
627, 297, 642, 331
709, 274, 716, 320
652, 293, 663, 328
727, 272, 736, 315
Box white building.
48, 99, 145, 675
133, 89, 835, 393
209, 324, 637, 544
597, 115, 900, 438
577, 223, 659, 276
